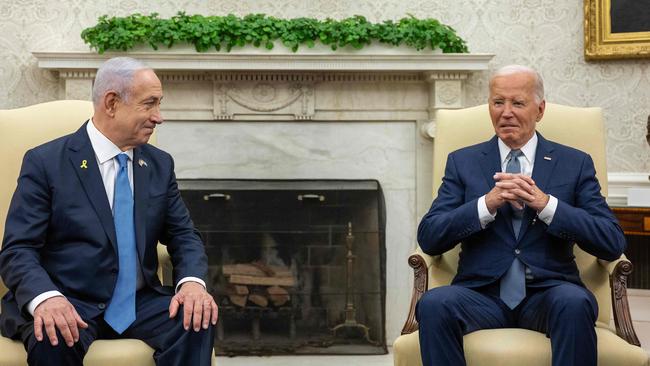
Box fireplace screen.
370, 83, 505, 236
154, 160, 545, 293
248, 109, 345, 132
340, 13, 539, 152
178, 180, 387, 355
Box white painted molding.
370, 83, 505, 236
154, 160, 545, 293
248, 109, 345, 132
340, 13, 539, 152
607, 172, 650, 207
32, 50, 493, 72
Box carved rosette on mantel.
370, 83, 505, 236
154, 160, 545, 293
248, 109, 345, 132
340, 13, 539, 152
32, 49, 493, 138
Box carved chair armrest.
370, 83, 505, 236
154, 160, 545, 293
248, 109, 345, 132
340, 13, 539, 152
599, 255, 641, 346
398, 251, 642, 346
400, 250, 440, 335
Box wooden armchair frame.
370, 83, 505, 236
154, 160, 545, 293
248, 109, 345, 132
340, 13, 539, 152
400, 253, 641, 347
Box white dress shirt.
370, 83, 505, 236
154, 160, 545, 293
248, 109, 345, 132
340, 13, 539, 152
27, 120, 205, 315
477, 132, 558, 228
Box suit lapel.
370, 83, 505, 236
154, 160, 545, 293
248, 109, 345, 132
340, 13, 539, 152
133, 148, 149, 261
479, 136, 502, 193
480, 136, 517, 239
519, 132, 557, 239
68, 122, 118, 249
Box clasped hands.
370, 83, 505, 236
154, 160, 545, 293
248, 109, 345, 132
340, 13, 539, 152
33, 281, 217, 347
485, 172, 549, 215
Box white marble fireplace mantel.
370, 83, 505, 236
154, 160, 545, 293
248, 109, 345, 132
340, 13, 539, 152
33, 49, 494, 344
33, 50, 492, 134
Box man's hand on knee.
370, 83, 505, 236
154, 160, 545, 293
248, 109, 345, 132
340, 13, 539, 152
33, 296, 88, 347
169, 281, 218, 332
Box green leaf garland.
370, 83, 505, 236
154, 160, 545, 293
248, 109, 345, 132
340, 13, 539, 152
81, 12, 469, 54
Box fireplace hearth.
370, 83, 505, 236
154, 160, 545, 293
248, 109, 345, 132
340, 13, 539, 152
179, 179, 387, 355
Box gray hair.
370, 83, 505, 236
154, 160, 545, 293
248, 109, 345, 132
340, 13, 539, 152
490, 64, 545, 103
92, 57, 150, 106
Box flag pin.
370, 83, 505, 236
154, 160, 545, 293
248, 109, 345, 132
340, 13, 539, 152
543, 156, 552, 161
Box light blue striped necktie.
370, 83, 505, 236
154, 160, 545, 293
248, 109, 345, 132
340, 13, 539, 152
499, 149, 526, 309
104, 153, 137, 333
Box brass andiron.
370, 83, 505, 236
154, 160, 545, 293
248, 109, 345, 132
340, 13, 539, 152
332, 222, 373, 343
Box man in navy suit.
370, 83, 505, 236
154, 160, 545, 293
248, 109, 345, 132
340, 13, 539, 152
0, 57, 217, 365
416, 65, 626, 366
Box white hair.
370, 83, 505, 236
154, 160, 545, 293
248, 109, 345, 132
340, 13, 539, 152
490, 64, 545, 103
92, 57, 150, 106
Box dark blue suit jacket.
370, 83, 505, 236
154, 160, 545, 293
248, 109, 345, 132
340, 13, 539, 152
418, 133, 626, 289
0, 122, 207, 338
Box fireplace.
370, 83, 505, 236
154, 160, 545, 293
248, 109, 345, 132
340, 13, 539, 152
179, 179, 386, 355
34, 50, 492, 346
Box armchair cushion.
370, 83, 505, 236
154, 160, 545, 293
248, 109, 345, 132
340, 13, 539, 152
394, 328, 650, 366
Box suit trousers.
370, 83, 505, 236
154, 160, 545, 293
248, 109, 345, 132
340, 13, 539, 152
19, 287, 215, 366
416, 282, 598, 366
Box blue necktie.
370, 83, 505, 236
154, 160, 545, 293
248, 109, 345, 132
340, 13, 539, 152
500, 149, 526, 309
104, 153, 137, 333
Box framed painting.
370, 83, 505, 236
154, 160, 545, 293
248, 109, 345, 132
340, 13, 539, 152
584, 0, 650, 60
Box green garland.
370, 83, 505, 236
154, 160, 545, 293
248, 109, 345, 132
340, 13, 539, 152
81, 12, 469, 54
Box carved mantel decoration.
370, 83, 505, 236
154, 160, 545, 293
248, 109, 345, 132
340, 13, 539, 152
32, 50, 493, 138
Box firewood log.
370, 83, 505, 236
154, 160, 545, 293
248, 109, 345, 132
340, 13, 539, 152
248, 294, 269, 307
229, 274, 295, 287
228, 294, 247, 307
267, 286, 290, 306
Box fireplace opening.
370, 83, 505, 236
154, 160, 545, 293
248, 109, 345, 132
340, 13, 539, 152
178, 179, 387, 355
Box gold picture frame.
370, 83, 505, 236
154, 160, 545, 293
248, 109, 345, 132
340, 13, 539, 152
584, 0, 650, 60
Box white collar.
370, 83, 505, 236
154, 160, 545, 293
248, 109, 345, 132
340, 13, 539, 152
86, 119, 133, 164
497, 132, 537, 165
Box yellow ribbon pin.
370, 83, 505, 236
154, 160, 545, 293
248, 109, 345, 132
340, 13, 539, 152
80, 159, 88, 169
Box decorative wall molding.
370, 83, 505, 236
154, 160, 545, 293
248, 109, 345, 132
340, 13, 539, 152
607, 172, 650, 207
204, 72, 424, 83
160, 73, 211, 82
424, 72, 469, 80
214, 82, 315, 120
33, 50, 494, 72
59, 71, 96, 79
319, 73, 422, 83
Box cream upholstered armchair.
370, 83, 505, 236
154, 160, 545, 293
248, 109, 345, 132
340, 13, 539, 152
0, 100, 215, 366
393, 103, 650, 366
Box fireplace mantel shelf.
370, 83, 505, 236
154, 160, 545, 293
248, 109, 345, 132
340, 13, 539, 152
33, 50, 493, 140
33, 50, 493, 72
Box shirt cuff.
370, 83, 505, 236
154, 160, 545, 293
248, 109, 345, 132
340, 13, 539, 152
27, 291, 65, 316
175, 277, 206, 293
478, 195, 497, 229
537, 195, 558, 225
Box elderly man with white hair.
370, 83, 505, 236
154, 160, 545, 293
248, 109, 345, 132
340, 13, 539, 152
416, 65, 626, 366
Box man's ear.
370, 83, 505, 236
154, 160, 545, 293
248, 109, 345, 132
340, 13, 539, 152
536, 99, 546, 122
103, 91, 119, 118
